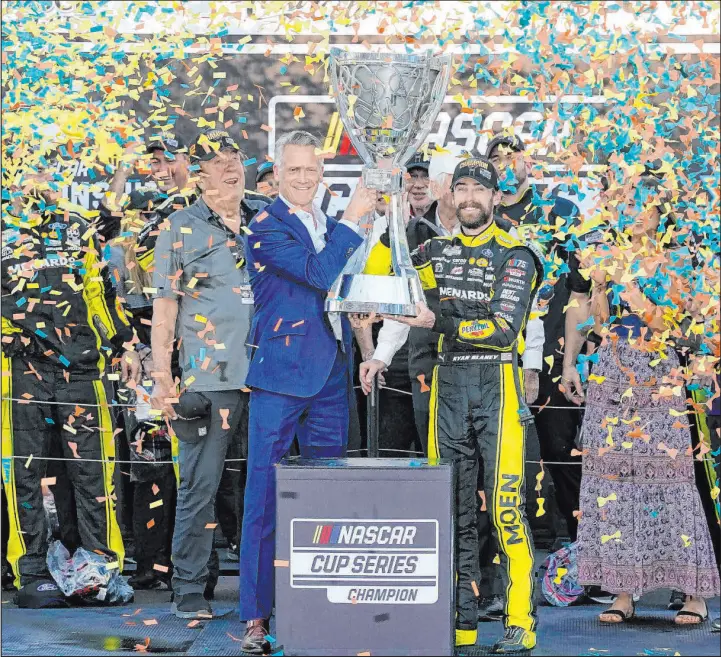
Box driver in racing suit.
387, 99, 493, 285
366, 156, 542, 654
1, 182, 140, 608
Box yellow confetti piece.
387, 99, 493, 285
105, 561, 120, 570
601, 530, 621, 544
597, 492, 617, 507
554, 567, 568, 585
536, 497, 546, 517
194, 314, 207, 323
493, 553, 501, 565
180, 227, 193, 234
24, 454, 33, 469
681, 535, 692, 548
149, 500, 163, 509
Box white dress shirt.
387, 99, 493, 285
280, 194, 360, 343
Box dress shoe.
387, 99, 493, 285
241, 619, 270, 655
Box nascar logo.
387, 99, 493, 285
312, 523, 417, 545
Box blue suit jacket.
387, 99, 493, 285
244, 197, 364, 397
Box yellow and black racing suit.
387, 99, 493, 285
1, 203, 134, 587
366, 221, 543, 644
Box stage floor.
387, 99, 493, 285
2, 557, 719, 656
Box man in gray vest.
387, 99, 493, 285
150, 129, 269, 619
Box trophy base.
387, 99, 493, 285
325, 298, 418, 316
325, 274, 420, 317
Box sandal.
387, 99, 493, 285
599, 600, 635, 624
675, 600, 708, 625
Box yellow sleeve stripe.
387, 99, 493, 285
417, 261, 437, 291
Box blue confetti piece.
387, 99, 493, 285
45, 418, 55, 425
58, 355, 70, 367
243, 157, 257, 167
16, 297, 27, 307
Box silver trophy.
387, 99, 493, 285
325, 48, 452, 316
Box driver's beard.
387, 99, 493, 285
457, 203, 493, 230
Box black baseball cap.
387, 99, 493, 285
146, 134, 187, 155
407, 153, 430, 173
451, 156, 499, 190
255, 161, 274, 183
189, 129, 241, 162
486, 133, 525, 158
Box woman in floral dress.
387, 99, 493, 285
561, 170, 720, 624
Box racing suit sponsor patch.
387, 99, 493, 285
458, 319, 495, 340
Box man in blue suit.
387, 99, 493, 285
239, 130, 376, 654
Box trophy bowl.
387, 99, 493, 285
325, 48, 452, 316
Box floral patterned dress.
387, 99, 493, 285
576, 336, 720, 597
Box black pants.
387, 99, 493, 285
532, 363, 582, 541
411, 377, 431, 456
358, 387, 420, 456
1, 356, 123, 586
429, 361, 536, 635
132, 465, 177, 578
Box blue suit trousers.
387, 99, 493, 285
239, 349, 349, 620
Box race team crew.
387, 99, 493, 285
365, 156, 542, 654
1, 192, 140, 608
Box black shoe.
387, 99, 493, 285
491, 626, 536, 653
241, 620, 270, 655
171, 592, 212, 619
712, 617, 720, 632
2, 566, 15, 592
15, 579, 69, 609
668, 590, 685, 611
204, 583, 215, 601
128, 571, 170, 590
478, 595, 505, 622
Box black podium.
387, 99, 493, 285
275, 458, 455, 656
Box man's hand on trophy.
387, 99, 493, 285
349, 311, 383, 330
386, 302, 436, 329
343, 181, 378, 224
360, 359, 387, 395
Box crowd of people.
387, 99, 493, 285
1, 124, 719, 655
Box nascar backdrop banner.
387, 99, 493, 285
45, 49, 609, 220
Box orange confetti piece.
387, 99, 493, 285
40, 477, 56, 487
471, 580, 479, 597
417, 374, 430, 393
187, 620, 201, 628
273, 318, 283, 332
143, 619, 158, 626
205, 523, 218, 529
67, 441, 80, 459
219, 408, 230, 430
146, 519, 155, 529
477, 490, 487, 512
151, 484, 160, 496
153, 564, 169, 573
274, 560, 289, 568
